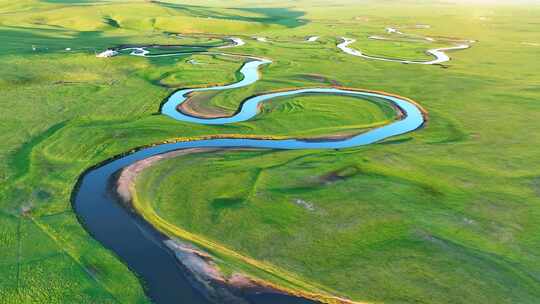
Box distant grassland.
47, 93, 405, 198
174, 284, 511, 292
0, 0, 300, 33
1, 0, 540, 303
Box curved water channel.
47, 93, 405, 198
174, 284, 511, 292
73, 43, 426, 304
338, 34, 471, 65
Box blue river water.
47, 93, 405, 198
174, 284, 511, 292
73, 49, 425, 304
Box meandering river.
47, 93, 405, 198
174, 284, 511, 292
73, 42, 425, 304
337, 27, 472, 65
338, 37, 470, 65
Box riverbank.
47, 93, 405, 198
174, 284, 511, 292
116, 148, 366, 304
72, 38, 427, 303
5, 2, 538, 303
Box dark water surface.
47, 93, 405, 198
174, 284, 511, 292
72, 49, 424, 304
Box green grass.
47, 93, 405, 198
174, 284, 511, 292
353, 38, 442, 61
134, 148, 540, 303
251, 94, 398, 137
0, 0, 540, 303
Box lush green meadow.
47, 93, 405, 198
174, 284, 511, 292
1, 0, 540, 303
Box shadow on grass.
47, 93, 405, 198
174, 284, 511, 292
0, 26, 141, 56
152, 1, 307, 28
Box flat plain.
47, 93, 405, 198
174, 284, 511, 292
1, 0, 540, 303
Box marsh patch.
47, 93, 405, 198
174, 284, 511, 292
319, 166, 360, 184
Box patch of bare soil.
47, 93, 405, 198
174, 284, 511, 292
164, 238, 362, 304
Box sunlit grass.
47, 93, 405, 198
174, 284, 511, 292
0, 0, 539, 303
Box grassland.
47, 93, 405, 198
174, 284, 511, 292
1, 0, 540, 303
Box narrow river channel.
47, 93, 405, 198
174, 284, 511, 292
73, 46, 425, 304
